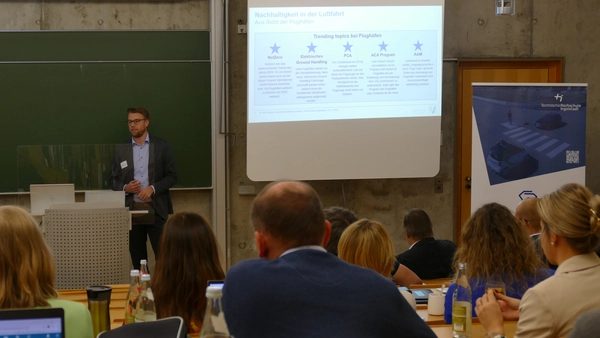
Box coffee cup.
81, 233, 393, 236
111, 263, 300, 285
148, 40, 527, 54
427, 293, 444, 316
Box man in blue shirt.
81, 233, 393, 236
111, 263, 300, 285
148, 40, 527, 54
110, 107, 177, 270
223, 181, 436, 338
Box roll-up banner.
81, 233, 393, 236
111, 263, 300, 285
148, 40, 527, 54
471, 83, 587, 212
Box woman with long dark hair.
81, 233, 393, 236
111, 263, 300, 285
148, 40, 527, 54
152, 212, 225, 333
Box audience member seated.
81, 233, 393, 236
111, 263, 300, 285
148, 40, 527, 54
516, 198, 558, 269
396, 208, 457, 279
152, 212, 225, 334
338, 218, 419, 309
476, 183, 600, 338
222, 181, 436, 338
444, 203, 552, 324
0, 206, 93, 338
568, 307, 600, 338
323, 206, 358, 256
338, 218, 421, 287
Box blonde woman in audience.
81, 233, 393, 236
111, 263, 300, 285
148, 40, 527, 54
338, 218, 421, 286
152, 212, 225, 334
0, 206, 93, 338
477, 183, 600, 338
444, 202, 552, 323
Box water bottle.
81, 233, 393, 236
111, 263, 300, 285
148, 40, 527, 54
452, 262, 472, 338
124, 269, 140, 324
135, 274, 157, 322
199, 286, 232, 338
140, 259, 149, 283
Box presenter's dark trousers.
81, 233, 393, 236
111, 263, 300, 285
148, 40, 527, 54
129, 202, 166, 270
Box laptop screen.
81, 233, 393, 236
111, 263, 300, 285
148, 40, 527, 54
0, 308, 65, 338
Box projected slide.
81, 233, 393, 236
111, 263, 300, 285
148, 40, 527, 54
247, 0, 444, 181
248, 6, 442, 123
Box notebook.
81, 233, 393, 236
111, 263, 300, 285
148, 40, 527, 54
0, 307, 65, 338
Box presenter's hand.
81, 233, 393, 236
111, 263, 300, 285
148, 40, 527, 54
125, 180, 141, 194
138, 187, 154, 201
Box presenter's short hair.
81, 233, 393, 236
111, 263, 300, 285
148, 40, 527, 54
251, 181, 325, 247
403, 209, 434, 240
0, 206, 57, 308
127, 106, 150, 120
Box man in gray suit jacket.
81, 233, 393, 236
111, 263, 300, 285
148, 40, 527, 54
110, 107, 177, 269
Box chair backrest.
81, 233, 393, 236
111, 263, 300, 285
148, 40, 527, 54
97, 316, 187, 338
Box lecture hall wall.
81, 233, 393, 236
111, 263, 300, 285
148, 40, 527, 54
1, 0, 598, 267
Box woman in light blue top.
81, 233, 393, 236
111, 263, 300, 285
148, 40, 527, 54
0, 205, 93, 338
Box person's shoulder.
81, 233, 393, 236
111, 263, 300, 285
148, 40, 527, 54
149, 134, 169, 143
571, 308, 600, 337
435, 238, 457, 248
227, 258, 272, 278
46, 298, 88, 312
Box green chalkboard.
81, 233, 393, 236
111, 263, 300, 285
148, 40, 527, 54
0, 31, 211, 192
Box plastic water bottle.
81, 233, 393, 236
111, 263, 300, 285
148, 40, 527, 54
135, 274, 157, 322
199, 286, 231, 338
452, 262, 472, 338
124, 269, 140, 324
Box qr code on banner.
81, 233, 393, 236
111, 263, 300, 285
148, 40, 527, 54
566, 151, 579, 164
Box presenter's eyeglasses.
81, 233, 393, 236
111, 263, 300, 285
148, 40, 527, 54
127, 119, 147, 125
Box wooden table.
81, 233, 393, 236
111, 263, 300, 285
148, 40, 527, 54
430, 321, 517, 338
58, 284, 512, 337
416, 304, 446, 325
57, 284, 128, 329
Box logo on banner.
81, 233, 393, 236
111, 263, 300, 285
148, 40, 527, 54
519, 190, 538, 200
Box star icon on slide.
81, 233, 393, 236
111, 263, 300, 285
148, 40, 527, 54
307, 42, 317, 53
343, 42, 353, 52
379, 41, 388, 51
413, 40, 423, 51
270, 43, 281, 54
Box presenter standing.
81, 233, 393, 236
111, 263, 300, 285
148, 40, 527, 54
110, 107, 177, 270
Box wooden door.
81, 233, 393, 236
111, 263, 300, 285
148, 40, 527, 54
455, 60, 563, 244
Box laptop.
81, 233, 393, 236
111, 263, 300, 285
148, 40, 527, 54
207, 280, 225, 290
85, 190, 125, 207
408, 288, 434, 304
0, 307, 65, 338
30, 184, 75, 216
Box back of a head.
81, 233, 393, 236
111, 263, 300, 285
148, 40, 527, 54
251, 181, 325, 248
456, 203, 543, 286
324, 206, 358, 256
537, 183, 600, 254
0, 205, 56, 308
338, 219, 395, 278
403, 208, 434, 240
515, 198, 541, 234
153, 212, 225, 332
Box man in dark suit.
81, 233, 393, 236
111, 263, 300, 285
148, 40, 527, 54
110, 107, 177, 270
515, 197, 557, 269
396, 208, 456, 280
222, 181, 436, 338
